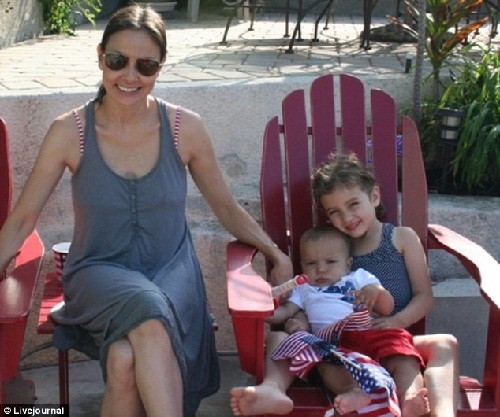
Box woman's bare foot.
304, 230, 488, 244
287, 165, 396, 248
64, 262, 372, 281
333, 386, 371, 415
230, 383, 293, 416
402, 388, 430, 417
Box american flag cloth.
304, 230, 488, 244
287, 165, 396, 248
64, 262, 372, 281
316, 309, 372, 344
271, 310, 401, 417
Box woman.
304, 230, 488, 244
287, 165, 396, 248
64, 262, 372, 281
0, 5, 292, 417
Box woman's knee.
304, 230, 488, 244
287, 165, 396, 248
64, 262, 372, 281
106, 339, 136, 389
127, 319, 175, 356
129, 318, 168, 340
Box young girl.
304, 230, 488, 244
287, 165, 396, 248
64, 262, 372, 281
315, 153, 458, 416
230, 152, 458, 417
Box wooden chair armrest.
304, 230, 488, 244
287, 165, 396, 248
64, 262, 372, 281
427, 223, 500, 309
226, 240, 274, 380
226, 240, 275, 317
0, 230, 44, 323
428, 224, 500, 410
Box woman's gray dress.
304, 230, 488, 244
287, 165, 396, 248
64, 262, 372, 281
52, 99, 220, 416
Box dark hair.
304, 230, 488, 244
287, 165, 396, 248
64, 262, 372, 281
96, 4, 167, 103
300, 225, 352, 257
312, 152, 385, 219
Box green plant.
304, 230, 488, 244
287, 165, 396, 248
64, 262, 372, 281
401, 98, 443, 182
440, 49, 500, 191
40, 0, 102, 35
395, 0, 488, 96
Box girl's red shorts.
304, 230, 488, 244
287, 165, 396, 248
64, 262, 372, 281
339, 328, 425, 369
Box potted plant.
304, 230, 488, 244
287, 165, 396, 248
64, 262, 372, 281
439, 48, 500, 193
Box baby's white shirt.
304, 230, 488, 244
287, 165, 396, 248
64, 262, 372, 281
288, 268, 380, 333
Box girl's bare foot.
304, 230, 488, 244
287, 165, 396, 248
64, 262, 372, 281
333, 387, 371, 415
402, 388, 430, 417
229, 383, 293, 416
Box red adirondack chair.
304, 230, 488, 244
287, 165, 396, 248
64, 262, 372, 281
226, 74, 500, 416
0, 117, 44, 404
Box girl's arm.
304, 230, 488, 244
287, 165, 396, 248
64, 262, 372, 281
176, 108, 293, 285
0, 113, 78, 274
390, 226, 433, 328
266, 301, 301, 326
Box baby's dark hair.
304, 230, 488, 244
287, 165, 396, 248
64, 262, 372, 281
96, 4, 167, 103
300, 225, 352, 258
312, 152, 385, 219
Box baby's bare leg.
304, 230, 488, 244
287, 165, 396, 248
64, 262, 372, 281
230, 331, 294, 416
317, 362, 371, 415
382, 355, 430, 417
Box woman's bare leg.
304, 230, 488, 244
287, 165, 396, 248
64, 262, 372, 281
230, 331, 295, 416
413, 334, 459, 417
100, 339, 146, 417
127, 319, 183, 417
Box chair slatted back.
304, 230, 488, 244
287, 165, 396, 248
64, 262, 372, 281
338, 74, 368, 162
0, 118, 12, 230
401, 115, 428, 248
261, 74, 428, 274
260, 116, 288, 255
281, 90, 315, 272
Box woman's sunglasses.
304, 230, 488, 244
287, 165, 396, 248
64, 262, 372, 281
102, 52, 162, 77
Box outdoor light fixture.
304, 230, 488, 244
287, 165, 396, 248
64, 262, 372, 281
437, 108, 465, 142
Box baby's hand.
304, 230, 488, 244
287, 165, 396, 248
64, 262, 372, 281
284, 311, 310, 333
351, 284, 383, 311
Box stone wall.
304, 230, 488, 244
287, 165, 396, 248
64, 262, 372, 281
0, 0, 43, 49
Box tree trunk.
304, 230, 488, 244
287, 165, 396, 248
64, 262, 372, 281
412, 0, 426, 122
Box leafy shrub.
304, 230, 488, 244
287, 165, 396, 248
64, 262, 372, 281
440, 49, 500, 192
40, 0, 102, 35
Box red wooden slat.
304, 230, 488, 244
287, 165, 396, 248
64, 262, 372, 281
0, 321, 28, 381
401, 115, 428, 245
484, 305, 500, 410
0, 118, 12, 229
371, 88, 398, 226
310, 74, 337, 167
310, 74, 338, 226
282, 89, 313, 273
37, 272, 63, 334
339, 74, 366, 162
260, 116, 288, 256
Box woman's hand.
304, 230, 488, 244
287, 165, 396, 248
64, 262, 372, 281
268, 252, 293, 287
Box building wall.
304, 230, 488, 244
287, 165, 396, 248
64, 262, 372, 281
0, 0, 44, 49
